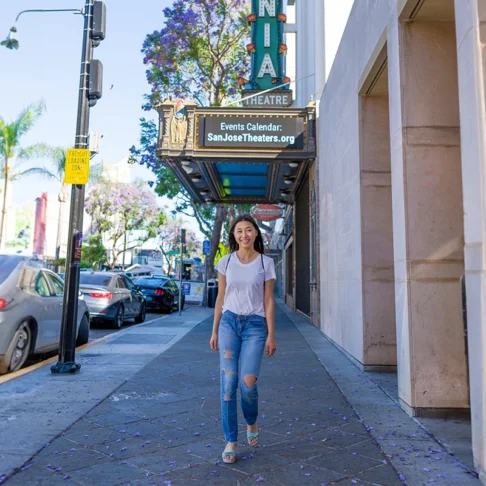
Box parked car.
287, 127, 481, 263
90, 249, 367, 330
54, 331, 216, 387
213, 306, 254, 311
79, 272, 146, 329
0, 255, 90, 375
133, 276, 185, 313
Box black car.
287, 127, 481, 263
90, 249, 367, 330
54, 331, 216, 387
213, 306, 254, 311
133, 277, 185, 313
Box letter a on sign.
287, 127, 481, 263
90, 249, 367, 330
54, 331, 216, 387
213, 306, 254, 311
258, 53, 277, 78
259, 0, 276, 17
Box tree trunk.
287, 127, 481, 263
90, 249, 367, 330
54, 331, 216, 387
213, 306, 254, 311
0, 157, 9, 250
207, 204, 227, 277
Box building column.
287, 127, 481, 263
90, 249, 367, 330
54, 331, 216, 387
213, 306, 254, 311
455, 0, 486, 481
388, 18, 469, 413
359, 94, 396, 367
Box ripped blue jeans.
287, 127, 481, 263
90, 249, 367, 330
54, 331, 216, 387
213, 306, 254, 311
218, 310, 267, 442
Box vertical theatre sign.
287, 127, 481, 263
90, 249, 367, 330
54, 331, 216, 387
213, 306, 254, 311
239, 0, 292, 107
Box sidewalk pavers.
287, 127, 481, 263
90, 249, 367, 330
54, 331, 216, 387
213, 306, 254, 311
1, 304, 479, 485
2, 306, 401, 486
0, 307, 212, 483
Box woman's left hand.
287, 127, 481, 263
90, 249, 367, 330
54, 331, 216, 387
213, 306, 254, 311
265, 336, 277, 357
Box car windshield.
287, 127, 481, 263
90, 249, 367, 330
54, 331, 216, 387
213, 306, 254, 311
0, 255, 24, 282
135, 277, 167, 288
79, 274, 112, 286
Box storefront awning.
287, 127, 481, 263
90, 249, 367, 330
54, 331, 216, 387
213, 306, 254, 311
156, 99, 316, 204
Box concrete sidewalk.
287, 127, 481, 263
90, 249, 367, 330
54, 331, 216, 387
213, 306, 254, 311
0, 304, 480, 485
0, 306, 212, 483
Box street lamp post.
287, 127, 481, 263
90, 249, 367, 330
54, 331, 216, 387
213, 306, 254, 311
52, 0, 95, 374
3, 1, 106, 374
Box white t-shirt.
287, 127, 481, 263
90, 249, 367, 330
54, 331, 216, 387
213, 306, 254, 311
215, 253, 276, 317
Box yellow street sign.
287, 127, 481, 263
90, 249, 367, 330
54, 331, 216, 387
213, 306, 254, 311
64, 148, 91, 185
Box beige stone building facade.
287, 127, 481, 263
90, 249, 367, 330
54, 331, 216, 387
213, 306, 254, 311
310, 0, 486, 482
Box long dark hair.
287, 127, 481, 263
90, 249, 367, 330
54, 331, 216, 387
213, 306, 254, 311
228, 214, 265, 254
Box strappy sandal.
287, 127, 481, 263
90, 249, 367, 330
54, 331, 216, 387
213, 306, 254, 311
247, 431, 259, 447
222, 450, 236, 464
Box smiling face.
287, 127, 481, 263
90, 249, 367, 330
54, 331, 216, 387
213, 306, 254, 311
234, 220, 259, 250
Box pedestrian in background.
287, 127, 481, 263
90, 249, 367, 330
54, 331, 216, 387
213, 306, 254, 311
209, 214, 277, 464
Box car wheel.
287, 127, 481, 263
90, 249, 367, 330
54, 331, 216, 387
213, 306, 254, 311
112, 305, 124, 329
0, 321, 32, 374
134, 303, 146, 324
76, 315, 90, 347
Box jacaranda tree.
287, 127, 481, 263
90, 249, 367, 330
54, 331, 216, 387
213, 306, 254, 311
85, 182, 166, 268
130, 0, 251, 272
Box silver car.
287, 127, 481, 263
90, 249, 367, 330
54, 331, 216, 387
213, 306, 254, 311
0, 255, 90, 375
79, 272, 146, 329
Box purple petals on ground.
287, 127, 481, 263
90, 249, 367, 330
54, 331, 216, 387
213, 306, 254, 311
256, 477, 264, 482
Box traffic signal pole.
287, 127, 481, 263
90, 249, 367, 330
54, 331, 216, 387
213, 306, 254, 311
178, 229, 185, 316
51, 0, 104, 374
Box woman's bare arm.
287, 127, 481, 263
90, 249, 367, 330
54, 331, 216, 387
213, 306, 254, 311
210, 272, 226, 350
264, 279, 276, 357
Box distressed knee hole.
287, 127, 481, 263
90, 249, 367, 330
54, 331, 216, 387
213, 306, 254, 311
243, 374, 257, 387
224, 394, 231, 401
222, 369, 237, 375
224, 350, 234, 359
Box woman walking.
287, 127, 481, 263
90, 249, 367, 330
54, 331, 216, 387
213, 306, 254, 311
209, 214, 277, 464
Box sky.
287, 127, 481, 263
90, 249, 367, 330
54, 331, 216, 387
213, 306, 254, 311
0, 0, 354, 228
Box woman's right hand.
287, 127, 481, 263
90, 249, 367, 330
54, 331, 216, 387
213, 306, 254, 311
209, 332, 218, 351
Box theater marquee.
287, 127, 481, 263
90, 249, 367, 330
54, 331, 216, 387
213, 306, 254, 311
155, 99, 316, 204
198, 116, 304, 149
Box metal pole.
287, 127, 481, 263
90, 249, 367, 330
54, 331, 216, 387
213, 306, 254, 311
204, 257, 208, 308
178, 248, 183, 316
122, 231, 127, 270
51, 0, 93, 374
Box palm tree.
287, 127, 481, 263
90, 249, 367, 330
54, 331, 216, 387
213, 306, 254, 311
18, 145, 67, 260
0, 101, 45, 249
17, 144, 104, 260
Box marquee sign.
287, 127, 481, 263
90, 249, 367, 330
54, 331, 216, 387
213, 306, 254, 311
198, 115, 304, 149
239, 0, 292, 107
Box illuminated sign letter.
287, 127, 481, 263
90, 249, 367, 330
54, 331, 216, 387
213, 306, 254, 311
259, 0, 276, 17
258, 54, 277, 78
264, 24, 271, 47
